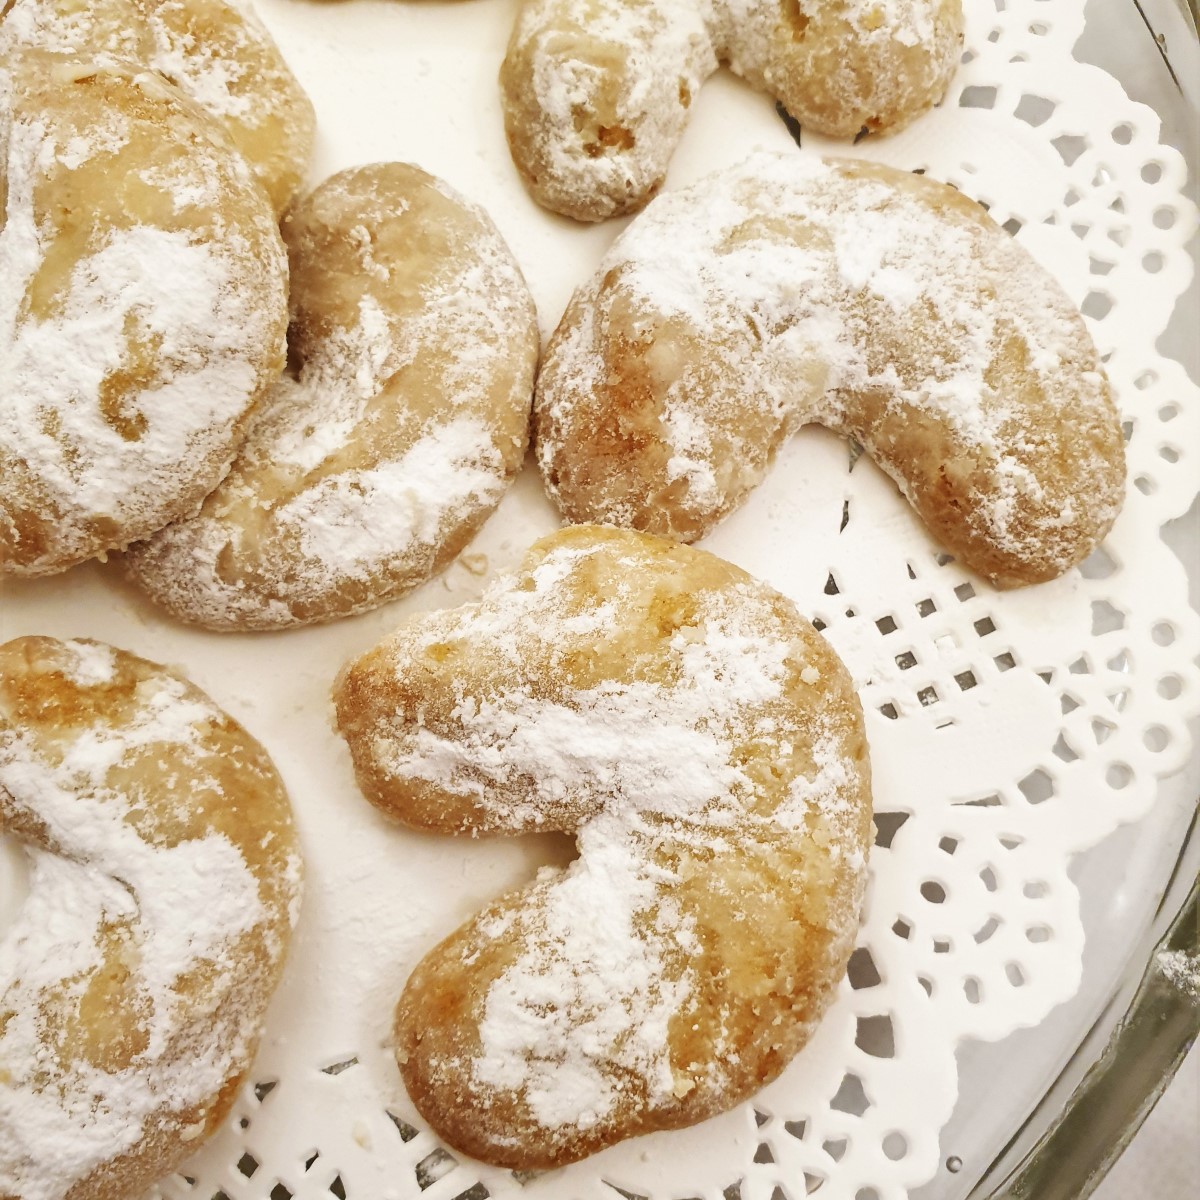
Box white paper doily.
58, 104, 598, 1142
1, 2, 1197, 1199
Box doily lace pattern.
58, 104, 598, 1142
113, 0, 1196, 1196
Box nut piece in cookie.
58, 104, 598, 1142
126, 163, 540, 630
501, 0, 964, 220
0, 51, 289, 576
0, 636, 302, 1200
536, 154, 1125, 587
334, 525, 872, 1168
0, 0, 316, 212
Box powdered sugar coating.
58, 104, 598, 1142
126, 164, 539, 630
0, 636, 301, 1200
0, 53, 288, 576
0, 0, 315, 212
501, 0, 963, 219
334, 526, 871, 1167
536, 153, 1126, 587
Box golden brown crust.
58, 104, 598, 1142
0, 51, 289, 576
0, 636, 301, 1200
125, 163, 540, 630
501, 0, 964, 220
334, 525, 871, 1168
0, 0, 316, 212
535, 155, 1126, 587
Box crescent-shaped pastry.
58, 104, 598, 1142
501, 0, 964, 220
334, 525, 871, 1168
0, 52, 288, 576
125, 163, 539, 629
535, 154, 1126, 587
0, 636, 301, 1200
0, 0, 315, 212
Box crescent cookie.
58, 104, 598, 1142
0, 0, 315, 212
125, 164, 540, 630
333, 525, 872, 1168
536, 154, 1126, 588
0, 636, 302, 1200
501, 0, 963, 220
0, 52, 289, 577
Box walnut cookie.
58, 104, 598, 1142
0, 0, 315, 213
502, 0, 964, 220
535, 154, 1126, 587
0, 636, 302, 1200
125, 163, 540, 630
0, 51, 289, 576
334, 526, 872, 1168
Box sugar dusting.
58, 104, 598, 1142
147, 0, 260, 121
0, 0, 313, 206
1158, 950, 1200, 1001
517, 0, 715, 216
537, 152, 1123, 578
505, 0, 961, 217
283, 417, 509, 569
3, 217, 256, 510
127, 167, 537, 628
602, 153, 1046, 452
0, 0, 258, 117
362, 534, 869, 1132
473, 815, 695, 1131
0, 55, 287, 572
0, 640, 299, 1200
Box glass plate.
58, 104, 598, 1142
925, 2, 1200, 1197
0, 2, 1196, 1198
